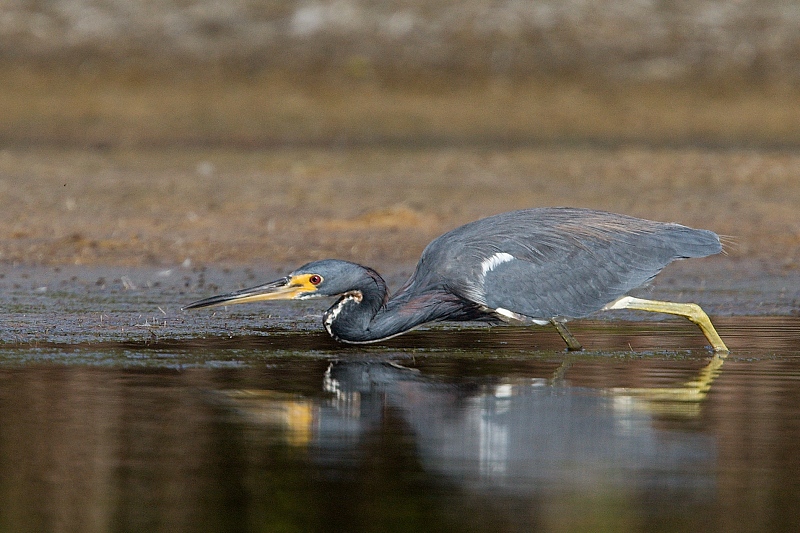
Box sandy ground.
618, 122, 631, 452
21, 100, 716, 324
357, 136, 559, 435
2, 145, 798, 272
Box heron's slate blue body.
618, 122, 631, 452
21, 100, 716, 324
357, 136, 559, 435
185, 207, 724, 349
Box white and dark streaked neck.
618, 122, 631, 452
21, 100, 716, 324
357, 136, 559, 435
322, 272, 484, 344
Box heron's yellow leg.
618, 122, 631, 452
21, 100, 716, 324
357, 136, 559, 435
604, 296, 729, 353
551, 320, 584, 351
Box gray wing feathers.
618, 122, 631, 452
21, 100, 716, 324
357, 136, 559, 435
419, 208, 721, 320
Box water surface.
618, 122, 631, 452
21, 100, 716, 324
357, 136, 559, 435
0, 265, 798, 532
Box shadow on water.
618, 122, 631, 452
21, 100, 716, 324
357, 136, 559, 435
0, 317, 799, 532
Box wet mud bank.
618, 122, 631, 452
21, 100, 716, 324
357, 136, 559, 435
0, 258, 796, 356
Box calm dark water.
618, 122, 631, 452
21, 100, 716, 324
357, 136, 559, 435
0, 265, 799, 532
1, 321, 799, 533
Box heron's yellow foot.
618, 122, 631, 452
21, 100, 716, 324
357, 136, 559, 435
605, 296, 729, 353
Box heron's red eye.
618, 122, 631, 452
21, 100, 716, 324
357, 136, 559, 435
309, 275, 322, 285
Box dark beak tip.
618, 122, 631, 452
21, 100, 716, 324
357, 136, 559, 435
181, 276, 293, 311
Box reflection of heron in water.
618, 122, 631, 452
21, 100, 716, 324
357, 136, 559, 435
185, 207, 727, 352
221, 355, 725, 494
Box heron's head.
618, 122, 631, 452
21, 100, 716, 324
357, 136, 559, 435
183, 259, 383, 310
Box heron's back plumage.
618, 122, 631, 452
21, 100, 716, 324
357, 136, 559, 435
407, 208, 721, 320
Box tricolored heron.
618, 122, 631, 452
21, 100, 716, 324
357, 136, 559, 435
184, 207, 728, 352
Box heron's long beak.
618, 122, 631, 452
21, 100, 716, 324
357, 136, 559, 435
182, 275, 319, 310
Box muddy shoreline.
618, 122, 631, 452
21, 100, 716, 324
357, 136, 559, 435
3, 146, 799, 269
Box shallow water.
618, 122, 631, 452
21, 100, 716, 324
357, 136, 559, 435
0, 265, 799, 532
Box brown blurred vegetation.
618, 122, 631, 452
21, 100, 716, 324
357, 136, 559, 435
2, 0, 800, 147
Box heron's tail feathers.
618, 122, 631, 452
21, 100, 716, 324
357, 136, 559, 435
667, 225, 723, 259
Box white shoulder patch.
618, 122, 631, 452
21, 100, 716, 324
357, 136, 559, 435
481, 252, 514, 276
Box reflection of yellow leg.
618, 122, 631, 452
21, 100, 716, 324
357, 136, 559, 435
551, 320, 583, 351
612, 354, 726, 417
604, 296, 729, 353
